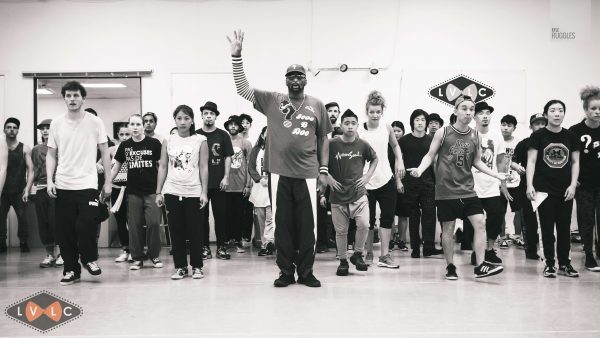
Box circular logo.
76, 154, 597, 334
283, 120, 292, 128
543, 143, 569, 168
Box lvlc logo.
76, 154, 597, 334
5, 291, 82, 333
429, 74, 495, 107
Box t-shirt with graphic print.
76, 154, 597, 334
227, 137, 253, 192
328, 137, 377, 204
529, 128, 579, 197
500, 137, 520, 188
569, 121, 600, 189
253, 89, 332, 179
114, 136, 162, 196
196, 128, 234, 189
471, 130, 502, 198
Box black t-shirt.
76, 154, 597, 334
514, 136, 530, 190
197, 128, 235, 189
569, 121, 600, 189
114, 137, 162, 195
529, 128, 579, 196
398, 133, 434, 185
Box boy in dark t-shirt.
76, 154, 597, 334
112, 114, 163, 270
327, 110, 377, 276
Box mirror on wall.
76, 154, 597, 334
34, 77, 142, 145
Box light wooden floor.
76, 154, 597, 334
1, 243, 599, 337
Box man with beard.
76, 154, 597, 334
228, 30, 332, 287
326, 102, 341, 137
239, 113, 257, 248
143, 112, 165, 144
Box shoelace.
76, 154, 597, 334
88, 262, 99, 270
64, 271, 75, 279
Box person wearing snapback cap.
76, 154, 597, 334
228, 29, 332, 287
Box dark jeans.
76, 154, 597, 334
367, 178, 397, 229
202, 188, 227, 247
34, 189, 55, 247
463, 196, 504, 243
519, 187, 540, 254
111, 187, 128, 248
226, 192, 245, 242
242, 197, 254, 241
403, 180, 436, 249
0, 192, 29, 243
165, 194, 204, 269
538, 195, 573, 266
56, 189, 100, 275
575, 187, 600, 257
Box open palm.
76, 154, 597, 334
227, 29, 244, 57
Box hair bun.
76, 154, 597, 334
580, 86, 600, 101
366, 90, 386, 108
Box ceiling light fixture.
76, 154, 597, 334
82, 83, 127, 88
36, 88, 54, 95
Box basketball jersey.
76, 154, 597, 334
434, 126, 479, 200
360, 123, 394, 190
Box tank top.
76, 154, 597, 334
434, 126, 479, 200
161, 133, 205, 197
360, 123, 394, 190
4, 142, 26, 194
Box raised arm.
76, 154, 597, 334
228, 29, 257, 104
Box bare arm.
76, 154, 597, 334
22, 145, 34, 202
388, 125, 405, 179
199, 140, 209, 208
412, 128, 444, 177
99, 142, 112, 202
109, 160, 123, 184
564, 150, 579, 201
525, 148, 538, 200
155, 140, 169, 207
356, 155, 378, 189
220, 156, 231, 191
472, 135, 503, 180
317, 135, 329, 193
46, 147, 57, 198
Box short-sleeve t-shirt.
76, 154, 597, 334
528, 128, 579, 196
48, 113, 108, 190
328, 137, 377, 204
399, 133, 434, 185
196, 128, 234, 189
253, 89, 332, 179
500, 137, 520, 188
471, 130, 502, 198
569, 121, 600, 189
227, 137, 253, 192
32, 143, 48, 186
114, 136, 162, 195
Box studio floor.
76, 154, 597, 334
1, 243, 599, 338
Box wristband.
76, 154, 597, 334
319, 166, 329, 175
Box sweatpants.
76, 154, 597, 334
402, 180, 436, 249
34, 189, 55, 248
462, 196, 505, 243
538, 195, 573, 266
270, 174, 317, 278
127, 194, 162, 261
576, 188, 600, 257
254, 206, 273, 245
367, 177, 397, 229
56, 189, 100, 275
331, 195, 370, 260
202, 188, 227, 247
0, 192, 29, 243
165, 194, 204, 269
111, 187, 128, 249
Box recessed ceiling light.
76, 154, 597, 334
82, 83, 127, 88
37, 88, 54, 95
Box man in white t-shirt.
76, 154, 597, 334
462, 102, 507, 266
47, 81, 112, 286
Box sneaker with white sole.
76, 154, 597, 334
377, 254, 399, 269
365, 252, 374, 265
55, 254, 64, 266
558, 264, 579, 277
115, 250, 129, 262
60, 271, 80, 286
445, 263, 458, 280
499, 239, 509, 249
40, 254, 55, 268
474, 261, 503, 278
84, 261, 102, 276
130, 260, 143, 270
150, 258, 163, 268
236, 242, 246, 253
171, 268, 188, 280
192, 267, 204, 279
585, 255, 600, 272
543, 265, 557, 278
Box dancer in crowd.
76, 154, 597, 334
110, 123, 131, 263
389, 120, 409, 252
427, 113, 444, 135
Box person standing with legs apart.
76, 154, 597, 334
33, 119, 63, 267
412, 96, 505, 280
360, 91, 405, 269
327, 110, 377, 276
111, 114, 163, 271
527, 100, 580, 278
110, 124, 131, 263
1, 118, 33, 253
47, 81, 112, 285
156, 105, 209, 280
570, 86, 600, 272
229, 29, 332, 287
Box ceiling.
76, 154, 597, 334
37, 77, 141, 99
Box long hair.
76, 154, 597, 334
172, 105, 196, 135
256, 126, 267, 149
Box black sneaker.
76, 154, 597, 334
265, 242, 275, 255
474, 262, 503, 278
298, 273, 321, 287
388, 240, 395, 251
20, 242, 30, 253
373, 230, 380, 244
411, 249, 420, 258
316, 245, 328, 253
202, 246, 212, 260
543, 265, 557, 278
258, 248, 268, 256
525, 252, 541, 260
216, 246, 231, 260
445, 263, 458, 280
84, 261, 102, 276
423, 248, 443, 258
336, 259, 349, 276
349, 251, 368, 271
0, 242, 7, 253
485, 249, 502, 265
558, 264, 579, 277
397, 240, 409, 251
60, 271, 80, 286
585, 255, 600, 272
273, 273, 296, 287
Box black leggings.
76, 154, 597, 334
111, 187, 128, 248
367, 178, 397, 230
575, 187, 600, 257
165, 194, 204, 269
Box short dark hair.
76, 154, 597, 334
325, 102, 339, 110
450, 114, 457, 124
543, 99, 566, 115
239, 113, 253, 124
4, 117, 20, 128
500, 114, 517, 126
84, 108, 97, 116
61, 81, 87, 98
409, 109, 429, 131
391, 121, 405, 134
143, 112, 158, 123
340, 109, 358, 123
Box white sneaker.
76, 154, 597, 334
192, 267, 204, 279
129, 261, 143, 270
171, 268, 188, 280
150, 258, 163, 268
242, 239, 252, 248
115, 250, 129, 263
40, 255, 55, 268
55, 254, 64, 266
127, 254, 133, 262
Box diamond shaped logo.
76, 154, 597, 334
429, 74, 495, 107
5, 291, 83, 333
